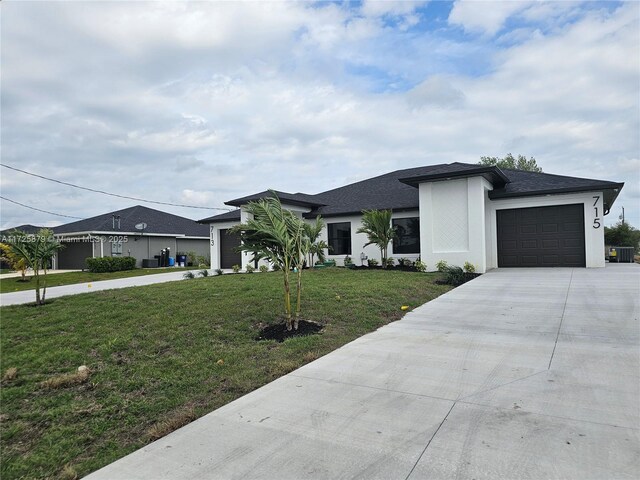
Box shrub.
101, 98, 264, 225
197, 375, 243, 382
463, 261, 476, 274
86, 256, 136, 273
183, 271, 195, 279
214, 268, 223, 276
414, 259, 427, 272
344, 255, 352, 265
259, 265, 269, 273
196, 255, 210, 267
271, 263, 281, 272
198, 269, 209, 277
367, 258, 379, 267
398, 257, 411, 268
186, 251, 197, 266
443, 265, 465, 285
385, 257, 395, 268
232, 264, 241, 274
436, 260, 448, 272
245, 265, 255, 274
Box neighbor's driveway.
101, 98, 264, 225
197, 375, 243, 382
86, 265, 639, 480
0, 270, 206, 306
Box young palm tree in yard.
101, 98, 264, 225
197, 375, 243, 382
231, 194, 312, 330
356, 210, 397, 269
303, 216, 329, 267
2, 228, 63, 305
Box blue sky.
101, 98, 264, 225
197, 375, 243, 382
1, 0, 638, 228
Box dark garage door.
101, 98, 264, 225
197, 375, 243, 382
497, 204, 585, 267
219, 229, 241, 269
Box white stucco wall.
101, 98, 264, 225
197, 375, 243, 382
419, 177, 492, 272
485, 191, 606, 269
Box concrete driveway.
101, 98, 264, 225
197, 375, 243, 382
86, 265, 640, 480
0, 270, 204, 306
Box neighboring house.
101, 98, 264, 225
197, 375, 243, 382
0, 224, 45, 236
199, 162, 624, 273
52, 205, 210, 269
0, 225, 45, 270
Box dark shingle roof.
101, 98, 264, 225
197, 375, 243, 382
53, 205, 209, 237
198, 162, 624, 222
0, 224, 44, 235
198, 209, 241, 224
225, 190, 325, 208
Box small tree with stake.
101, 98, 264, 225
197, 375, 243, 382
356, 210, 396, 269
2, 228, 63, 305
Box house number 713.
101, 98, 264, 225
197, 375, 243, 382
593, 196, 601, 229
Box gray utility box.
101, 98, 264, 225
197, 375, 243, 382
608, 247, 635, 263
142, 258, 159, 268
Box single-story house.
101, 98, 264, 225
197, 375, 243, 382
199, 162, 624, 273
53, 205, 210, 269
0, 224, 45, 236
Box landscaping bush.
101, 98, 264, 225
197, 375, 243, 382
259, 265, 269, 273
367, 258, 379, 267
414, 259, 427, 272
442, 265, 465, 285
86, 256, 136, 273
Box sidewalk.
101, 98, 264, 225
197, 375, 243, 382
0, 269, 208, 306
0, 269, 80, 279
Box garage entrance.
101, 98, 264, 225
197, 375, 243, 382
219, 229, 241, 269
497, 204, 585, 267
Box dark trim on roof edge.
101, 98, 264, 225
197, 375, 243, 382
399, 166, 510, 188
489, 183, 624, 211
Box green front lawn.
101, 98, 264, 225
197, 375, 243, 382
0, 267, 191, 294
1, 268, 451, 479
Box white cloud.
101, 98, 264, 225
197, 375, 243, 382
1, 0, 638, 230
448, 0, 534, 35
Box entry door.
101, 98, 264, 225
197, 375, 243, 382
497, 204, 585, 267
219, 229, 241, 269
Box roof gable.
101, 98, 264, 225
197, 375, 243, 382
53, 205, 209, 237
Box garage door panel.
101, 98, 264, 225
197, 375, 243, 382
497, 204, 585, 268
563, 222, 582, 232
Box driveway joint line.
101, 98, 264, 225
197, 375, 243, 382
404, 402, 456, 480
548, 268, 574, 370
457, 398, 639, 431
288, 373, 457, 403
457, 369, 548, 402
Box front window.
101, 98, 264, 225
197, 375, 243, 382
393, 218, 420, 254
327, 222, 351, 255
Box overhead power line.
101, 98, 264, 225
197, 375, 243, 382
0, 195, 85, 219
1, 163, 232, 211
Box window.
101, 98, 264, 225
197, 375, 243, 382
393, 218, 420, 254
327, 222, 351, 255
111, 241, 123, 256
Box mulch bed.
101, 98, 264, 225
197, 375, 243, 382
257, 320, 323, 342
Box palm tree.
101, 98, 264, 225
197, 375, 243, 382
3, 228, 63, 305
303, 216, 329, 266
231, 194, 311, 330
356, 210, 396, 268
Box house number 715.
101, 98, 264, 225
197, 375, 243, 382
593, 196, 601, 229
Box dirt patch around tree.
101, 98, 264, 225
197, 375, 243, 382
257, 320, 323, 342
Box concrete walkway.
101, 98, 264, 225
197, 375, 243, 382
0, 269, 207, 306
0, 269, 80, 279
86, 265, 640, 480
